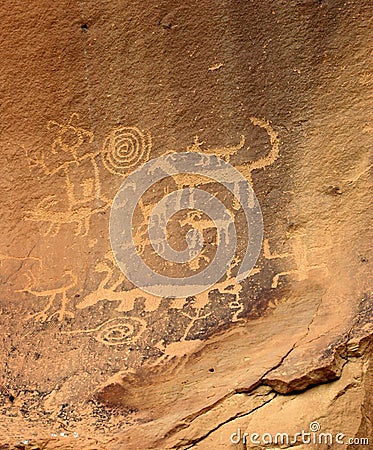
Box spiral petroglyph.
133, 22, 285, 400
62, 316, 146, 346
101, 126, 151, 175
95, 317, 146, 346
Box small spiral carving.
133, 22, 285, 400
95, 317, 146, 346
101, 126, 151, 175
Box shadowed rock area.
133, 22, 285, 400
0, 0, 371, 449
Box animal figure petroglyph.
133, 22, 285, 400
22, 116, 280, 335
187, 134, 246, 163
25, 195, 109, 237
18, 270, 77, 322
152, 308, 211, 371
263, 236, 331, 288
185, 117, 280, 186
0, 253, 41, 266
0, 253, 42, 288
76, 252, 162, 313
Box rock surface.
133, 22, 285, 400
0, 0, 371, 449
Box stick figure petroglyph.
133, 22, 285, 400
25, 114, 111, 237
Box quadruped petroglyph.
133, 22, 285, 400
18, 269, 78, 322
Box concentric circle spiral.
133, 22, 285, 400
110, 152, 263, 298
101, 126, 151, 175
95, 317, 145, 346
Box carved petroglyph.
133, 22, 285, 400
24, 195, 109, 237
77, 117, 277, 318
48, 113, 94, 159
25, 114, 111, 237
0, 253, 42, 286
0, 253, 41, 266
237, 117, 280, 184
187, 134, 246, 163
76, 252, 162, 313
18, 270, 78, 322
62, 316, 146, 346
20, 116, 284, 353
26, 114, 95, 176
153, 308, 211, 369
264, 236, 330, 288
184, 117, 280, 185
263, 238, 292, 261
101, 126, 151, 175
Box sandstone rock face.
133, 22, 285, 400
0, 1, 371, 449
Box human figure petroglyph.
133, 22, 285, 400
18, 270, 78, 322
26, 114, 95, 176
229, 299, 245, 322
25, 114, 111, 237
48, 112, 94, 159
21, 116, 280, 329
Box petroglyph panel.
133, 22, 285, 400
6, 111, 339, 362
4, 112, 298, 365
0, 1, 371, 447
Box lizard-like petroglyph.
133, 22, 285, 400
76, 251, 163, 313
21, 115, 284, 357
